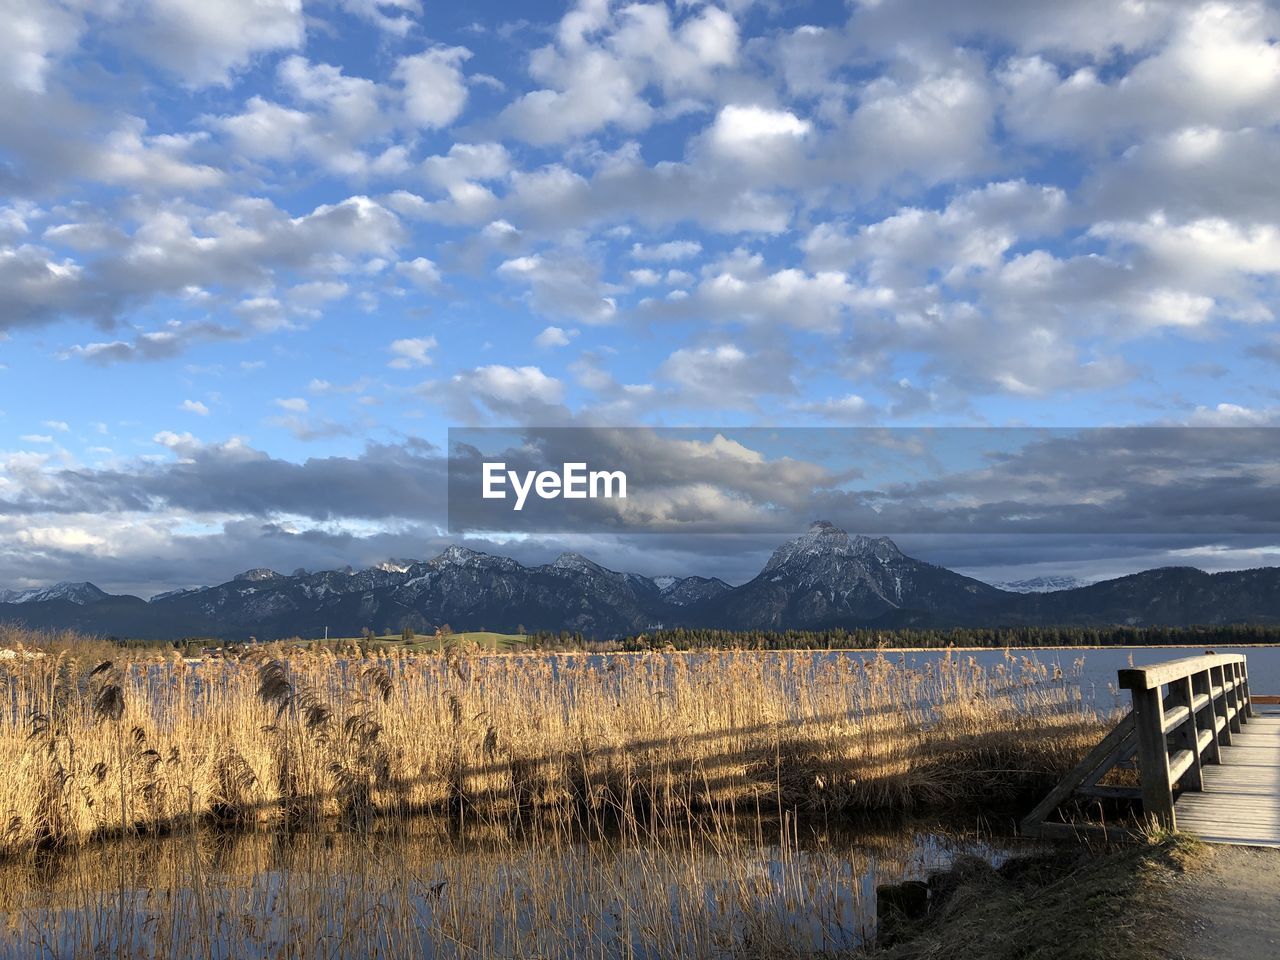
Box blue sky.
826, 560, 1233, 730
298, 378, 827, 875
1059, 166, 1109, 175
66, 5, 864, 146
2, 0, 1280, 594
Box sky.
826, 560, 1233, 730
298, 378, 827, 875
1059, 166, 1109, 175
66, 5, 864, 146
2, 0, 1280, 595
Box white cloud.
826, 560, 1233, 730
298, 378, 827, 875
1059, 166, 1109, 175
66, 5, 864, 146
181, 399, 210, 416
275, 397, 309, 413
133, 0, 306, 87
338, 0, 421, 36
421, 142, 511, 188
8, 195, 405, 334
424, 364, 568, 423
655, 256, 888, 334
213, 57, 411, 178
498, 253, 618, 324
835, 58, 995, 189
804, 180, 1068, 283
630, 240, 702, 261
706, 104, 811, 161
92, 117, 224, 190
279, 55, 385, 141
659, 342, 794, 409
794, 393, 873, 422
1, 0, 85, 93
1188, 402, 1280, 426
467, 364, 563, 405
396, 257, 443, 290
534, 325, 577, 348
388, 336, 438, 369
395, 46, 472, 129
498, 1, 738, 144
1000, 3, 1280, 145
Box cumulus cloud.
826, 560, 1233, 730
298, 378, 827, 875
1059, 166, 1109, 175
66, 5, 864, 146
498, 253, 618, 324
498, 0, 738, 144
388, 336, 438, 368
423, 364, 568, 423
630, 240, 702, 261
704, 104, 811, 164
6, 195, 405, 333
658, 342, 796, 409
1, 0, 85, 93
1000, 3, 1280, 146
395, 46, 472, 129
534, 325, 577, 348
396, 257, 443, 290
130, 0, 306, 87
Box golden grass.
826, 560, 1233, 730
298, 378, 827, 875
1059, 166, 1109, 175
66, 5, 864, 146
0, 626, 1109, 859
0, 814, 995, 959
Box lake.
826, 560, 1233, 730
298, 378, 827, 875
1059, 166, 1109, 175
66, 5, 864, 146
0, 818, 1033, 960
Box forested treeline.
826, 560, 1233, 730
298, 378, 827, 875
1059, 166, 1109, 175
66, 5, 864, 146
579, 623, 1280, 651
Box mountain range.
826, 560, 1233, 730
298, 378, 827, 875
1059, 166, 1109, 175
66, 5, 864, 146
3, 521, 1279, 640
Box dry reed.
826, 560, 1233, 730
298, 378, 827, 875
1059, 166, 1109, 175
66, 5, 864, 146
0, 627, 1108, 859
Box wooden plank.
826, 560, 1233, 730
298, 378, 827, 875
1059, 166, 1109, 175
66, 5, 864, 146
1076, 784, 1142, 801
1168, 748, 1196, 785
1027, 821, 1143, 843
1175, 716, 1280, 848
1019, 712, 1136, 834
1118, 654, 1247, 690
1192, 669, 1221, 766
1167, 676, 1203, 791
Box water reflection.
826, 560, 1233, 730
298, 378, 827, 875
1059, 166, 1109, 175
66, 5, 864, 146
0, 817, 1033, 960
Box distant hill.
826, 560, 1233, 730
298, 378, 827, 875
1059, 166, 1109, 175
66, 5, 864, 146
4, 523, 1280, 640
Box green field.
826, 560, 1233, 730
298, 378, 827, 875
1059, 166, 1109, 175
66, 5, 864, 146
331, 630, 531, 652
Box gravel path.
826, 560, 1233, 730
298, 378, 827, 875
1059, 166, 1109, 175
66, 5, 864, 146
1173, 844, 1280, 959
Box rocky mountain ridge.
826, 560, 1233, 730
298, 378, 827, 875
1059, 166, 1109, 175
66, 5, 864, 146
3, 522, 1279, 639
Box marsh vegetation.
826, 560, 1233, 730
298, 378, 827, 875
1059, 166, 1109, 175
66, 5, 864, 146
0, 626, 1115, 958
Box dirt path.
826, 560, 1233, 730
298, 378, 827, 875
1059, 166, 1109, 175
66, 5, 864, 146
1172, 844, 1280, 959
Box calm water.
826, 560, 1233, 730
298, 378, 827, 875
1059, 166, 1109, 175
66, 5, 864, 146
535, 645, 1280, 714
0, 820, 1031, 960
834, 645, 1280, 706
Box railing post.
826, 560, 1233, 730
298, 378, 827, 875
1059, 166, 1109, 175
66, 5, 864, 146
1192, 669, 1220, 765
1240, 660, 1254, 719
1168, 675, 1202, 791
1210, 664, 1233, 746
1131, 685, 1175, 830
1225, 662, 1243, 734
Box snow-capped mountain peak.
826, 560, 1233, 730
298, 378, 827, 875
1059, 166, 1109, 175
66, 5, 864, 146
992, 575, 1088, 593
232, 568, 283, 583
763, 521, 903, 575
550, 552, 609, 576
0, 581, 108, 605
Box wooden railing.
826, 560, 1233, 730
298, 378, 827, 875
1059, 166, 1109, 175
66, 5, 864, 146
1022, 653, 1254, 838
1117, 653, 1252, 828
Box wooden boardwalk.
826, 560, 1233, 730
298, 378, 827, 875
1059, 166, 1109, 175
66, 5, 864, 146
1023, 655, 1280, 846
1175, 706, 1280, 848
